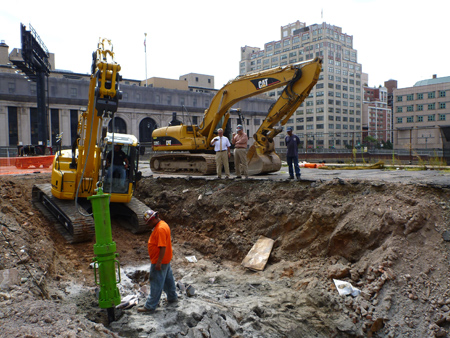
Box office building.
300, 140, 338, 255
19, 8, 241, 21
240, 20, 363, 149
393, 75, 450, 151
363, 85, 392, 143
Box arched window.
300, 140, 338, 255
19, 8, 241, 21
108, 117, 127, 134
139, 117, 158, 143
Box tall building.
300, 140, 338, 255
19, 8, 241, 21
393, 75, 450, 151
240, 21, 363, 149
363, 85, 392, 143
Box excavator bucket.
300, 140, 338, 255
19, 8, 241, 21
246, 144, 281, 176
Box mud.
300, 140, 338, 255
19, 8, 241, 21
1, 173, 450, 337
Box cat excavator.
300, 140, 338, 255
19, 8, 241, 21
32, 39, 148, 243
150, 57, 322, 175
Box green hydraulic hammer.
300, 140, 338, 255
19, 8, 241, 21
88, 187, 121, 323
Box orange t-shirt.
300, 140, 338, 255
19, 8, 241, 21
147, 220, 173, 264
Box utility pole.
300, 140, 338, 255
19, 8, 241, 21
144, 33, 148, 87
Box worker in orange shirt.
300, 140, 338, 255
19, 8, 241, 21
138, 209, 178, 313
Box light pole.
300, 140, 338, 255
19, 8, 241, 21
144, 33, 148, 87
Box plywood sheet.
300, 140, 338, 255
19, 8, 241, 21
241, 236, 274, 271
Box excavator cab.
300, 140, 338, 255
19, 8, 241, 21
102, 133, 142, 195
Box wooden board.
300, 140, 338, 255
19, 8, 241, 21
241, 236, 274, 271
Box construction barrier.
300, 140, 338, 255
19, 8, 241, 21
0, 155, 54, 175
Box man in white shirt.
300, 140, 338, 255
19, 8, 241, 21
210, 128, 231, 178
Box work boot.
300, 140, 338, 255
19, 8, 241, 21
137, 306, 155, 314
289, 176, 294, 179
296, 176, 301, 181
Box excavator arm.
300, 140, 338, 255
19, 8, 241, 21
247, 58, 322, 174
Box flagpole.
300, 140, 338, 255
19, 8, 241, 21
144, 33, 148, 87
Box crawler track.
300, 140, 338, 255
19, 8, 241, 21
32, 184, 150, 243
150, 154, 217, 175
32, 184, 95, 243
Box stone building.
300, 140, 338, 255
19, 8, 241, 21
0, 41, 274, 152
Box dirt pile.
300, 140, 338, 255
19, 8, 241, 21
1, 174, 450, 337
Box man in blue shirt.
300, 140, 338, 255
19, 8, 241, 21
285, 127, 301, 180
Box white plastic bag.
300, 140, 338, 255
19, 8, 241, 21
333, 279, 361, 297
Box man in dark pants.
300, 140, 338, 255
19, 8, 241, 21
138, 209, 178, 313
285, 126, 301, 180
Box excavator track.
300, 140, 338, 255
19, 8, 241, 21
32, 184, 95, 243
32, 184, 150, 243
150, 154, 217, 175
110, 196, 150, 234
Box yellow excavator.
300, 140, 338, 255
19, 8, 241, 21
150, 57, 322, 175
32, 39, 148, 243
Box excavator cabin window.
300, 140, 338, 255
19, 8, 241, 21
103, 144, 135, 193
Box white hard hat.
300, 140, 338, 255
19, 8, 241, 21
143, 209, 158, 223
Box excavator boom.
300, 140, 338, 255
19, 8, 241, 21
247, 57, 322, 174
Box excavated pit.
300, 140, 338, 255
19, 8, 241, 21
1, 174, 450, 337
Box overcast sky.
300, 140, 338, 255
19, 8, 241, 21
1, 0, 449, 90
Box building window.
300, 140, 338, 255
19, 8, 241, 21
8, 83, 15, 93
439, 114, 446, 121
440, 102, 446, 109
396, 96, 403, 102
70, 88, 77, 98
407, 94, 414, 101
428, 115, 435, 121
439, 90, 446, 98
417, 116, 423, 122
428, 103, 435, 110
193, 98, 197, 107
397, 107, 403, 113
254, 119, 261, 125
417, 93, 423, 100
397, 117, 402, 123
428, 91, 435, 99
30, 83, 37, 95
8, 106, 18, 146
316, 124, 324, 129
417, 104, 423, 111
167, 95, 172, 105
407, 116, 414, 123
407, 105, 414, 112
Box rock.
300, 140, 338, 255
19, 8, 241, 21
327, 263, 350, 279
0, 268, 20, 290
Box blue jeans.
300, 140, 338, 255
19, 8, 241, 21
144, 263, 178, 310
106, 165, 126, 186
287, 155, 301, 178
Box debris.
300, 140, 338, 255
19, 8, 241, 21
116, 294, 138, 309
185, 284, 195, 297
185, 256, 198, 263
241, 236, 274, 271
333, 279, 361, 297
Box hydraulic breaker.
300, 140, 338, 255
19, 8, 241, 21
88, 187, 121, 322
